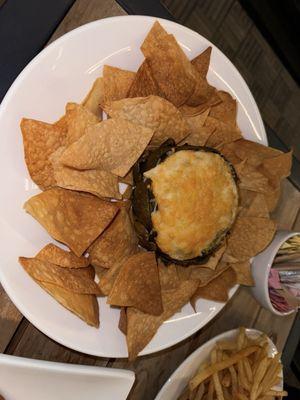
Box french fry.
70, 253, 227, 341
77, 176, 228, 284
211, 349, 225, 400
243, 357, 253, 383
236, 392, 248, 400
189, 346, 259, 391
217, 340, 237, 350
250, 356, 269, 400
257, 357, 281, 397
264, 389, 287, 397
194, 383, 205, 400
221, 371, 231, 387
207, 378, 214, 400
229, 365, 238, 396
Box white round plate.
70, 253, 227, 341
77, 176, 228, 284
0, 16, 267, 358
155, 328, 282, 400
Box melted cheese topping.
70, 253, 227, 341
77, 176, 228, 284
144, 150, 238, 260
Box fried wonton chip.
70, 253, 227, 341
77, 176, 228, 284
122, 185, 132, 200
60, 118, 153, 176
89, 207, 138, 269
20, 118, 66, 189
192, 47, 212, 78
119, 170, 133, 185
119, 307, 127, 334
52, 147, 121, 199
108, 252, 163, 315
239, 193, 269, 218
186, 71, 215, 107
158, 263, 180, 290
98, 260, 123, 296
179, 92, 221, 117
209, 91, 237, 127
183, 109, 214, 145
235, 161, 272, 193
39, 281, 99, 327
82, 77, 104, 117
227, 216, 276, 261
230, 261, 254, 286
102, 96, 189, 146
205, 116, 242, 147
259, 151, 292, 184
24, 188, 119, 256
103, 65, 135, 102
141, 22, 195, 107
19, 257, 101, 294
263, 187, 281, 212
64, 103, 99, 145
189, 262, 229, 285
126, 280, 198, 360
36, 243, 89, 268
191, 267, 236, 304
127, 59, 162, 98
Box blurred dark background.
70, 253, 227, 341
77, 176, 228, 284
0, 1, 299, 395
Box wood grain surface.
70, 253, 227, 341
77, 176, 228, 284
0, 1, 299, 399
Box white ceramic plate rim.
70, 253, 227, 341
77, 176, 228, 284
0, 15, 266, 358
155, 328, 281, 399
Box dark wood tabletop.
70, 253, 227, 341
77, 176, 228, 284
0, 1, 299, 399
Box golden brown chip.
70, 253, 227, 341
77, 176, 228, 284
119, 307, 127, 334
209, 91, 237, 127
235, 161, 272, 193
205, 116, 242, 147
263, 187, 281, 212
186, 70, 215, 107
119, 170, 133, 185
226, 139, 282, 167
108, 252, 163, 315
52, 147, 121, 199
103, 65, 135, 102
179, 92, 221, 117
239, 193, 269, 218
24, 188, 119, 256
200, 245, 226, 270
36, 243, 89, 268
102, 96, 189, 146
82, 77, 104, 117
127, 59, 162, 98
192, 47, 212, 78
182, 109, 213, 146
98, 261, 123, 296
39, 281, 99, 327
20, 118, 66, 189
189, 262, 229, 285
126, 280, 198, 360
88, 207, 138, 269
54, 114, 70, 132
227, 216, 276, 261
122, 185, 132, 200
158, 263, 180, 290
230, 261, 254, 286
60, 118, 153, 176
191, 267, 236, 304
64, 103, 99, 145
141, 22, 195, 107
19, 257, 101, 294
259, 151, 292, 184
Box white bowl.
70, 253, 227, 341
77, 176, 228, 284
251, 230, 300, 316
155, 328, 281, 400
0, 353, 135, 400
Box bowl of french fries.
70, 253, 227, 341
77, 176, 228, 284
252, 231, 300, 316
155, 327, 286, 400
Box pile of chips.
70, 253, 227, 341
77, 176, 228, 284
19, 21, 292, 359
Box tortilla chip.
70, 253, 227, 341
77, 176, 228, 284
205, 116, 242, 147
259, 151, 292, 184
189, 262, 229, 284
191, 267, 236, 304
20, 118, 66, 189
60, 118, 153, 177
158, 263, 180, 290
89, 207, 138, 269
19, 257, 101, 294
82, 77, 104, 117
102, 96, 189, 146
52, 147, 121, 199
191, 47, 212, 78
127, 59, 162, 98
36, 243, 89, 268
64, 103, 99, 145
108, 252, 163, 315
186, 70, 215, 107
141, 22, 195, 106
122, 185, 132, 200
54, 114, 69, 132
235, 161, 272, 193
126, 280, 198, 360
98, 260, 123, 296
227, 216, 276, 261
24, 188, 119, 256
239, 193, 269, 218
183, 109, 214, 145
263, 186, 281, 212
179, 92, 221, 117
209, 91, 237, 127
226, 139, 282, 167
200, 245, 226, 270
39, 281, 99, 327
230, 261, 254, 286
119, 307, 127, 334
119, 170, 133, 186
103, 65, 135, 102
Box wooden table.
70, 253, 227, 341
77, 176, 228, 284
1, 1, 299, 399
